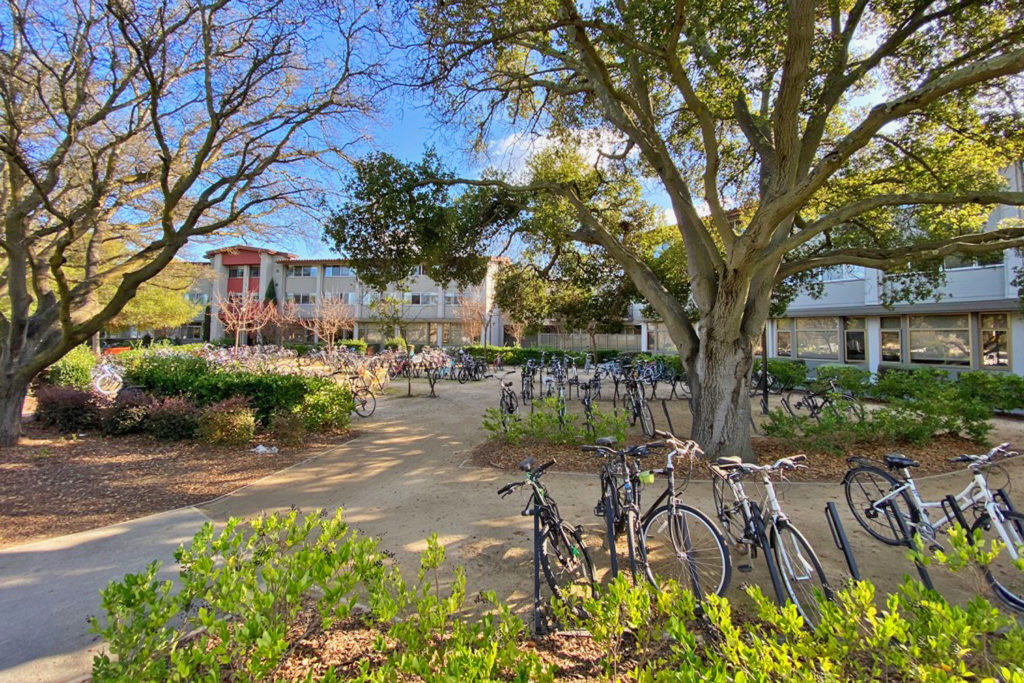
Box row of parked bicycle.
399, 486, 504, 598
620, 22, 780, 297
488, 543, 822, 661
500, 426, 1024, 629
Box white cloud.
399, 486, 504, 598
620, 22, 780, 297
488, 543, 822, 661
486, 127, 632, 177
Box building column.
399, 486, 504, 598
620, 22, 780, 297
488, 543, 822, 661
210, 253, 226, 340
1011, 312, 1024, 376
640, 322, 649, 352
865, 317, 881, 375
353, 321, 360, 340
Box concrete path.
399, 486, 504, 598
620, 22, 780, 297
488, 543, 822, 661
2, 377, 1022, 682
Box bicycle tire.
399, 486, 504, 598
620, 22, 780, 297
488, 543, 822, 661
971, 510, 1024, 610
783, 390, 809, 418
641, 504, 731, 598
93, 372, 122, 397
625, 508, 645, 584
625, 395, 638, 426
353, 388, 376, 418
770, 522, 833, 628
844, 465, 915, 545
540, 520, 596, 605
638, 400, 654, 437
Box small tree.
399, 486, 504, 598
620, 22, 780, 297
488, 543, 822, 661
287, 297, 356, 350
216, 294, 278, 349
456, 293, 488, 346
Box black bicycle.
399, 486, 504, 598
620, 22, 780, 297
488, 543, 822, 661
498, 458, 596, 605
487, 371, 519, 431
783, 378, 864, 423
623, 376, 655, 437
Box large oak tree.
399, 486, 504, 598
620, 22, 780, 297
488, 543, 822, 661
332, 0, 1024, 459
0, 0, 385, 443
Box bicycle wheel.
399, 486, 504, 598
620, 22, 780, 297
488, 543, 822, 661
353, 388, 376, 418
784, 390, 811, 418
624, 508, 645, 583
93, 372, 122, 397
711, 476, 738, 545
625, 395, 638, 426
540, 520, 597, 604
638, 400, 654, 437
770, 522, 833, 628
641, 504, 731, 598
971, 510, 1024, 610
843, 465, 915, 545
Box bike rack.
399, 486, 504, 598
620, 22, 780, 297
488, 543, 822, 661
425, 367, 440, 398
887, 499, 935, 591
824, 502, 860, 581
941, 494, 972, 532
995, 488, 1018, 514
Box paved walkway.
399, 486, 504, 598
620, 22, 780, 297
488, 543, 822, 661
2, 379, 1022, 682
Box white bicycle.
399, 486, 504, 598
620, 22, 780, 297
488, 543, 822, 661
844, 443, 1024, 611
91, 359, 123, 397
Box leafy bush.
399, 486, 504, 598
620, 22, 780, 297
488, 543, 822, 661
460, 345, 620, 366
197, 397, 256, 446
754, 357, 807, 390
188, 372, 312, 425
812, 363, 872, 395
102, 389, 154, 436
46, 344, 97, 390
145, 397, 200, 440
92, 512, 1024, 683
34, 385, 102, 431
300, 382, 354, 432
122, 354, 214, 397
270, 410, 307, 446
484, 397, 628, 446
955, 371, 1024, 412
338, 339, 368, 354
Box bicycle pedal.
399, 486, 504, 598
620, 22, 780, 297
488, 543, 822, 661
737, 563, 754, 573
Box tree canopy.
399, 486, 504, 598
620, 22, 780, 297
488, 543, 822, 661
330, 0, 1024, 458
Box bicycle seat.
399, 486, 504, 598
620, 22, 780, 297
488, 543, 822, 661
715, 456, 744, 470
518, 457, 535, 472
595, 436, 617, 447
883, 454, 919, 469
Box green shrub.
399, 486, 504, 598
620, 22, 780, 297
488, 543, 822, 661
47, 345, 97, 390
102, 389, 154, 436
188, 371, 311, 425
196, 397, 256, 446
270, 410, 307, 446
956, 371, 1024, 412
145, 397, 199, 440
338, 339, 368, 354
812, 364, 872, 396
35, 385, 102, 431
122, 354, 214, 397
384, 336, 407, 350
483, 397, 627, 446
92, 512, 1024, 683
300, 382, 353, 432
754, 357, 807, 390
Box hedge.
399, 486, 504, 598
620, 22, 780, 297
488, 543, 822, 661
123, 354, 352, 425
46, 344, 97, 390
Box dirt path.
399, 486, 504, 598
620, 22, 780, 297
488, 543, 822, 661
199, 377, 1024, 615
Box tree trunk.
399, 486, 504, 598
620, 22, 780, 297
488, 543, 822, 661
0, 377, 30, 447
689, 337, 756, 461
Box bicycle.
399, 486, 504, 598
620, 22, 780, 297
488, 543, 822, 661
640, 431, 732, 597
498, 457, 596, 607
624, 376, 655, 437
487, 371, 519, 431
783, 378, 864, 423
711, 454, 834, 627
91, 359, 123, 397
843, 443, 1024, 609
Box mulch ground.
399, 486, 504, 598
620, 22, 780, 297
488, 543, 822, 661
0, 422, 357, 548
467, 434, 992, 482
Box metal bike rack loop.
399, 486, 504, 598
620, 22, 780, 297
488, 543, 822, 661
825, 502, 860, 581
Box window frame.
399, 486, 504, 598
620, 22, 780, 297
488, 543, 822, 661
226, 266, 245, 278
908, 314, 972, 367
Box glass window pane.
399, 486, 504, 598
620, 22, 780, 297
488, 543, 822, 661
881, 331, 902, 362
881, 317, 901, 330
797, 330, 839, 358
796, 317, 838, 330
909, 315, 969, 330
846, 330, 866, 362
845, 318, 865, 330
909, 329, 971, 365
982, 330, 1009, 367
776, 331, 792, 357
981, 314, 1008, 330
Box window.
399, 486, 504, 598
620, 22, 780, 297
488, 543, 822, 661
287, 266, 316, 277
227, 266, 245, 278
361, 291, 381, 306
180, 324, 203, 340
909, 315, 970, 366
404, 292, 438, 305
410, 265, 424, 276
775, 319, 792, 357
881, 317, 902, 362
795, 317, 839, 359
844, 318, 866, 362
442, 323, 459, 344
324, 265, 355, 277
819, 265, 866, 282
290, 293, 316, 305
942, 252, 1003, 270
186, 292, 209, 305
981, 313, 1010, 368
248, 265, 260, 278
444, 292, 464, 305
342, 291, 357, 305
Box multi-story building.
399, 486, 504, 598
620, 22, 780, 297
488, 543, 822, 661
204, 245, 505, 346
765, 162, 1024, 377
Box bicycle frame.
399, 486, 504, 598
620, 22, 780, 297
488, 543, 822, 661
870, 466, 1020, 559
